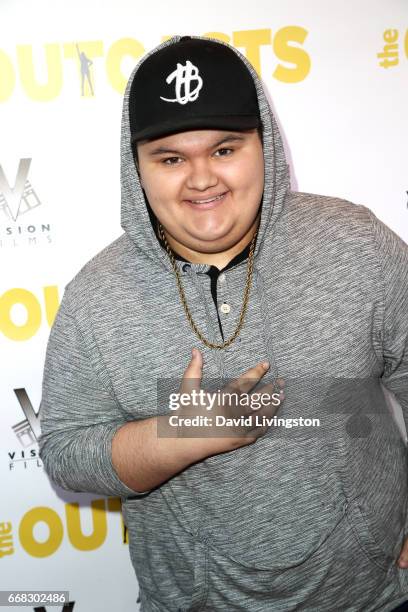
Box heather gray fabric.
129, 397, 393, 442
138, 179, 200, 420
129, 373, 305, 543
39, 34, 408, 611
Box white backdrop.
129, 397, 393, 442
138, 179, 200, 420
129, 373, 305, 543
1, 1, 407, 610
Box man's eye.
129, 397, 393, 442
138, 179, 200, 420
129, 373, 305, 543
215, 148, 233, 157
162, 157, 182, 165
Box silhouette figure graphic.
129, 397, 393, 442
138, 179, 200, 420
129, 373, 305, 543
76, 44, 94, 96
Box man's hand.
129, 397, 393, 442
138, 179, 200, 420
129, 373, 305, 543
113, 348, 284, 493
158, 347, 284, 459
397, 537, 408, 568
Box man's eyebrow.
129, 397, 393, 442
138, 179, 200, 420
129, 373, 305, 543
147, 134, 246, 157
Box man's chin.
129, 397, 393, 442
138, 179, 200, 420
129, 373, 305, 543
183, 234, 237, 253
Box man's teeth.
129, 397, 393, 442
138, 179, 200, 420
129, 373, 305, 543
190, 193, 225, 204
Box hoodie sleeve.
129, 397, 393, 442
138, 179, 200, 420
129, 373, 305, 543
38, 293, 148, 498
368, 208, 408, 421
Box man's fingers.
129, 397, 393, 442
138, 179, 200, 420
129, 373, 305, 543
233, 382, 274, 417
223, 361, 270, 396
397, 537, 408, 568
253, 381, 285, 408
241, 381, 284, 440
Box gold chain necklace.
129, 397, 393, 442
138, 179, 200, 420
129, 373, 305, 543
158, 222, 258, 350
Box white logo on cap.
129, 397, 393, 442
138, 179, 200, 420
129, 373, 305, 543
160, 60, 203, 105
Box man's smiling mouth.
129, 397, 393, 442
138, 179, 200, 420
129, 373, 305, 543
186, 192, 228, 206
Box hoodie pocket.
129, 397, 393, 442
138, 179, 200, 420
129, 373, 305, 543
138, 537, 209, 612
346, 497, 405, 572
184, 538, 209, 612
200, 501, 401, 612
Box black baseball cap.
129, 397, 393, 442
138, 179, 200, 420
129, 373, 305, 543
129, 36, 261, 142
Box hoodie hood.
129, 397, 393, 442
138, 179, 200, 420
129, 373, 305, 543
120, 34, 290, 273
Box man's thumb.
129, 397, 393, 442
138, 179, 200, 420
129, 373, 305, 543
180, 348, 203, 394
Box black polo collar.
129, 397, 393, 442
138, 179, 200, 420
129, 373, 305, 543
157, 232, 250, 341
157, 233, 250, 272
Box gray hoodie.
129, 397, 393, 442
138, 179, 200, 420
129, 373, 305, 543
39, 35, 408, 611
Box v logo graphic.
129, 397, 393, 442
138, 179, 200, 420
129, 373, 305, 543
0, 159, 31, 222
14, 388, 41, 441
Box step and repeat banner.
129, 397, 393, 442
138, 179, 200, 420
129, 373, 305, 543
1, 1, 407, 610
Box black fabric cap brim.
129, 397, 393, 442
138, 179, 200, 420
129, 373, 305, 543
131, 114, 260, 143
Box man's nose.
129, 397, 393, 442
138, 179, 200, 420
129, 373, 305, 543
186, 159, 218, 191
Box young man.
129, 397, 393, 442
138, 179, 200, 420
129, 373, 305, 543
39, 35, 408, 611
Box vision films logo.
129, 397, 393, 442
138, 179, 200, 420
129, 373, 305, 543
8, 388, 42, 472
0, 159, 52, 248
